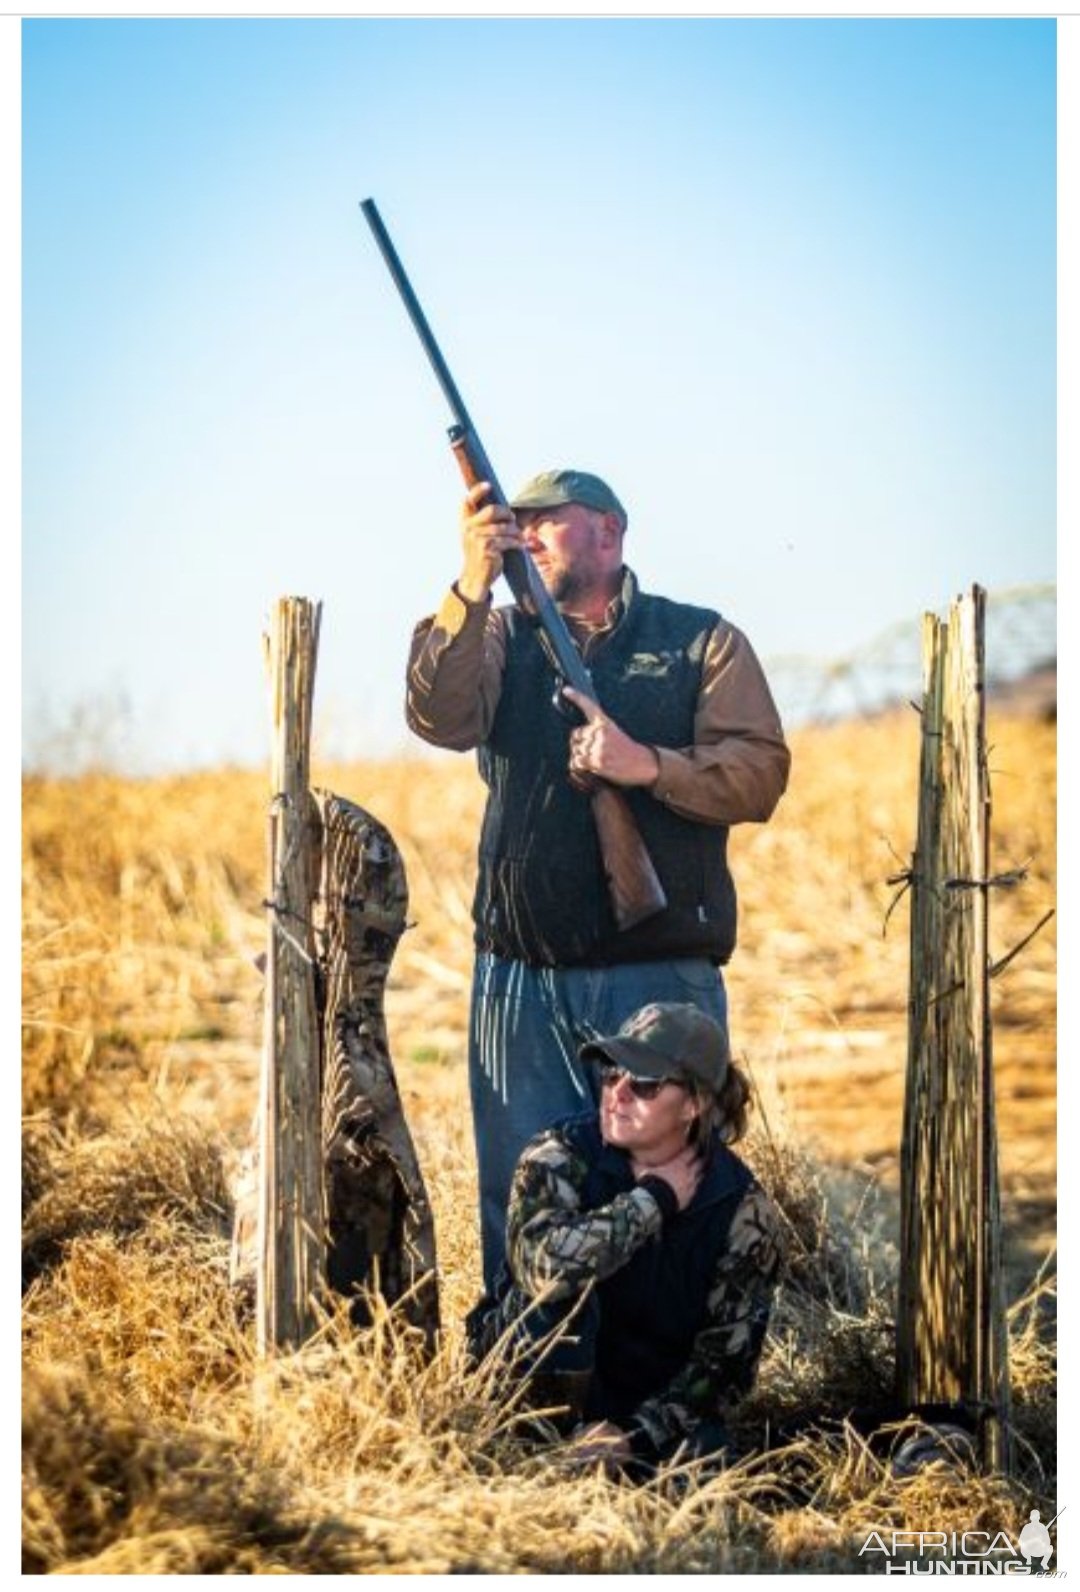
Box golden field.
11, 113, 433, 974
22, 709, 1056, 1574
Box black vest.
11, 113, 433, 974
563, 1114, 754, 1424
474, 577, 737, 967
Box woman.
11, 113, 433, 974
466, 1001, 781, 1470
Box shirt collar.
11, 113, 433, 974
606, 565, 637, 627
562, 566, 637, 640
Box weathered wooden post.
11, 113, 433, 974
258, 596, 325, 1353
896, 585, 1011, 1472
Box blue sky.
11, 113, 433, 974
20, 16, 1057, 771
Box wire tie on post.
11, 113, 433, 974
262, 896, 316, 967
882, 868, 914, 937
943, 868, 1028, 892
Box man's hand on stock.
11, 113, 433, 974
563, 687, 661, 790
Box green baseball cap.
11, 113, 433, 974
579, 1002, 731, 1092
510, 468, 627, 527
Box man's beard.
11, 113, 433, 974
543, 562, 592, 609
545, 566, 574, 605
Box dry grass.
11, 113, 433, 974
21, 709, 1056, 1572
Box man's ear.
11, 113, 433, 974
600, 511, 624, 551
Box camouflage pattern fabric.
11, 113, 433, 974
231, 793, 439, 1347
507, 1130, 665, 1298
313, 792, 439, 1346
503, 1123, 781, 1455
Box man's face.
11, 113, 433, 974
514, 503, 622, 606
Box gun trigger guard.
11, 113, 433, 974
551, 676, 577, 720
553, 671, 594, 721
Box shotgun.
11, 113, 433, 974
361, 197, 666, 932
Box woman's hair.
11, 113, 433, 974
687, 1060, 752, 1147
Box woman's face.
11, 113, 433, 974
599, 1068, 699, 1158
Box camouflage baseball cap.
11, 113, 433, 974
510, 468, 627, 526
579, 1001, 731, 1091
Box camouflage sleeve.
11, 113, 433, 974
506, 1128, 665, 1302
628, 1183, 782, 1458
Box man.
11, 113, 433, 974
406, 468, 789, 1287
465, 1001, 781, 1472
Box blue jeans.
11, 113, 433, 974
468, 954, 727, 1289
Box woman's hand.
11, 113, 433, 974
565, 1420, 633, 1470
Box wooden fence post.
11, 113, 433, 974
258, 597, 325, 1353
896, 585, 1011, 1473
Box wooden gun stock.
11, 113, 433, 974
589, 783, 669, 932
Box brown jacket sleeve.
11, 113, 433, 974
405, 585, 507, 750
649, 621, 791, 826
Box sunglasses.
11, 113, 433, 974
598, 1064, 678, 1101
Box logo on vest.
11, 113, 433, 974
624, 650, 677, 679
